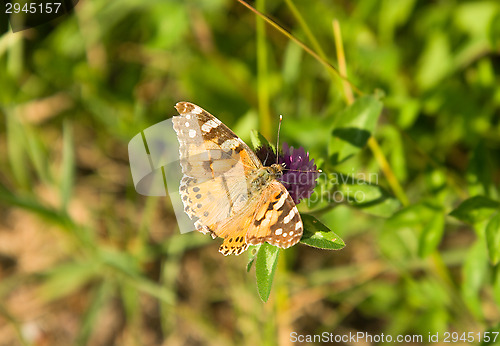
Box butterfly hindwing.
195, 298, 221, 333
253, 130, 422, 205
246, 181, 303, 249
179, 169, 251, 235
211, 181, 303, 256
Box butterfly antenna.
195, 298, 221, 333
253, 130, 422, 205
276, 114, 282, 164
286, 168, 323, 173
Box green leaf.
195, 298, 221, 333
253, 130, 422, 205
386, 202, 438, 228
120, 282, 141, 326
490, 12, 500, 48
494, 267, 500, 308
0, 183, 75, 230
467, 141, 496, 198
418, 212, 445, 258
330, 94, 383, 164
416, 32, 452, 90
486, 212, 500, 265
449, 196, 500, 224
336, 177, 401, 217
454, 2, 498, 38
38, 261, 100, 301
25, 124, 51, 185
378, 227, 418, 261
282, 40, 303, 84
462, 238, 489, 319
379, 0, 416, 42
255, 242, 280, 302
246, 245, 260, 272
300, 214, 345, 250
6, 112, 30, 189
381, 125, 407, 182
98, 248, 141, 277
250, 129, 271, 151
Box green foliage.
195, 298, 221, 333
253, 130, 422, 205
249, 128, 343, 300
255, 243, 279, 302
300, 214, 344, 250
330, 94, 383, 164
417, 211, 445, 258
451, 196, 500, 222
486, 213, 500, 265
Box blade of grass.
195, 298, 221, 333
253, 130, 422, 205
332, 19, 409, 207
119, 281, 141, 336
76, 280, 111, 345
332, 18, 477, 328
332, 20, 354, 103
284, 0, 346, 111
237, 0, 363, 96
60, 120, 75, 210
24, 119, 51, 186
38, 261, 100, 302
256, 0, 271, 139
284, 0, 326, 61
5, 111, 30, 189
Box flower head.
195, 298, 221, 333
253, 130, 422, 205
255, 142, 319, 204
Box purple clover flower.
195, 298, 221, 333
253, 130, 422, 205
255, 142, 319, 204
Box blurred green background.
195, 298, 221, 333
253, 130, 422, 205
1, 0, 500, 345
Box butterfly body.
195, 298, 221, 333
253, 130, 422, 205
248, 163, 283, 193
173, 102, 303, 256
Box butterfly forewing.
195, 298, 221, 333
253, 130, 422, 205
173, 102, 261, 177
174, 102, 257, 229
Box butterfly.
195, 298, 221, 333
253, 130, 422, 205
172, 102, 303, 256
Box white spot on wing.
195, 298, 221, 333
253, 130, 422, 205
221, 138, 239, 149
188, 129, 197, 138
185, 122, 190, 127
283, 207, 297, 224
201, 119, 219, 133
274, 191, 289, 210
192, 105, 203, 114
295, 220, 302, 230
275, 228, 282, 235
206, 119, 218, 128
201, 123, 210, 132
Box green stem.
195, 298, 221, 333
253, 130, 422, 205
284, 0, 327, 61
